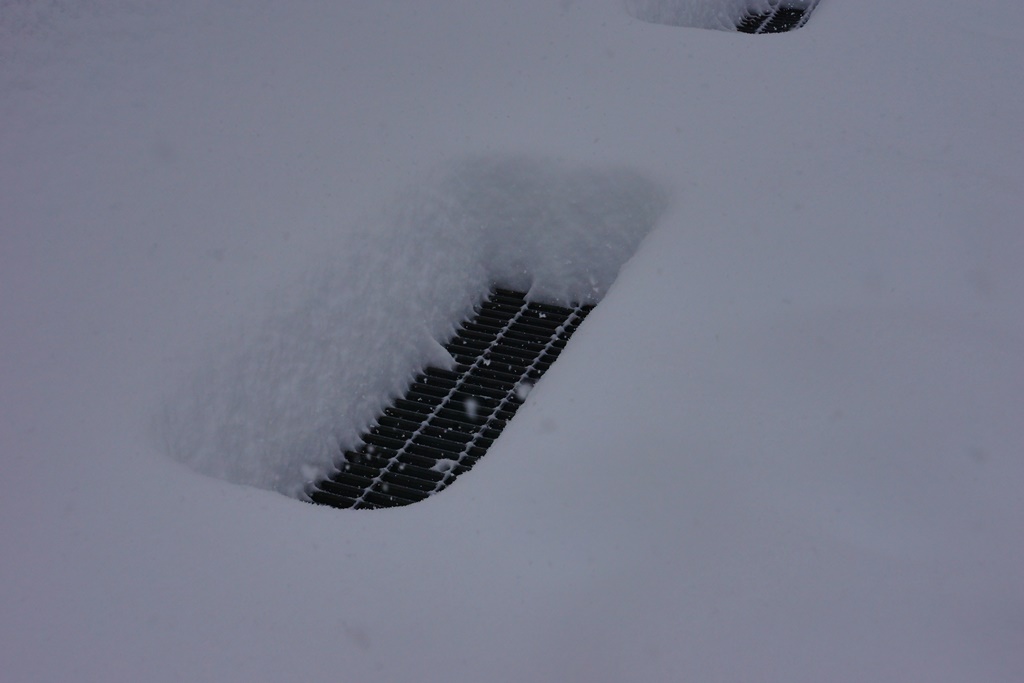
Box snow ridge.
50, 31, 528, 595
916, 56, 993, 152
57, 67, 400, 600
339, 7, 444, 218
625, 0, 781, 31
159, 156, 667, 495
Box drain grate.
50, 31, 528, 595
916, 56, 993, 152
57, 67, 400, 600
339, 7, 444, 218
737, 2, 817, 33
305, 289, 593, 510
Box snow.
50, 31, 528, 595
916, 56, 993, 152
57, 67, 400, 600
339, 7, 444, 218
2, 0, 1023, 681
626, 0, 785, 31
158, 156, 666, 494
431, 458, 458, 473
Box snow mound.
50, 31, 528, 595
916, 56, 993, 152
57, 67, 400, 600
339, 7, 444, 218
158, 156, 667, 495
625, 0, 786, 31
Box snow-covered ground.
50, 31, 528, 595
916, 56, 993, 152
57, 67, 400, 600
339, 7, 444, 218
2, 0, 1022, 680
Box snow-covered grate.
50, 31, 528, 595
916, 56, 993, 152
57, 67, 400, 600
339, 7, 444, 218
737, 2, 817, 33
305, 289, 593, 510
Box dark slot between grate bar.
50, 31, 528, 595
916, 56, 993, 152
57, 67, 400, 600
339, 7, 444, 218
737, 3, 816, 34
305, 288, 593, 510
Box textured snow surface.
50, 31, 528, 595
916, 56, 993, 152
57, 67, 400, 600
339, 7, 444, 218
625, 0, 780, 30
160, 157, 666, 494
2, 0, 1024, 681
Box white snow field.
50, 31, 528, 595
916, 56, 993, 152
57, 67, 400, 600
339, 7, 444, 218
2, 0, 1022, 680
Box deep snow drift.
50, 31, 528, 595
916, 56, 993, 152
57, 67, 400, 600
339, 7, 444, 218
160, 157, 666, 494
625, 0, 793, 30
2, 0, 1023, 681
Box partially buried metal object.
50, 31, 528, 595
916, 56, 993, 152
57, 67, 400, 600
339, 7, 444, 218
737, 1, 819, 34
305, 288, 593, 509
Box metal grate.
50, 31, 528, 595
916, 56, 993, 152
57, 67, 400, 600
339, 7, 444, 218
737, 2, 817, 34
305, 289, 593, 510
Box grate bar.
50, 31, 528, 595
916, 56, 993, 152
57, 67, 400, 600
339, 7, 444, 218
737, 2, 818, 34
306, 288, 593, 510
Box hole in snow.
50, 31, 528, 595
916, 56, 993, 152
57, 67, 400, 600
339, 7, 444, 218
306, 289, 592, 510
626, 0, 819, 33
158, 156, 666, 498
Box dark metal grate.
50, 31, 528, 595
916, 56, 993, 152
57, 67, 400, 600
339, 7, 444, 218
305, 288, 593, 510
737, 3, 816, 34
